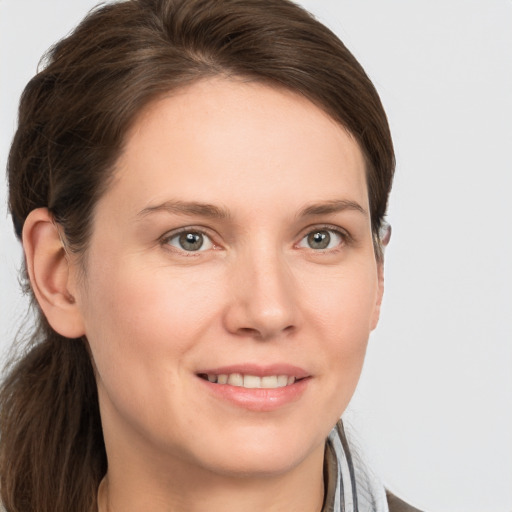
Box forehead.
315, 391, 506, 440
103, 78, 369, 219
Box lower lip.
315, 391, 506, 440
198, 377, 310, 412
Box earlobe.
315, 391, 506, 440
23, 208, 86, 338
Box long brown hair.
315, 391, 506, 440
1, 1, 395, 510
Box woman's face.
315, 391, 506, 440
74, 78, 383, 478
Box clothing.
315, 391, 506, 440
323, 421, 422, 512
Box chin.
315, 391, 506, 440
185, 423, 325, 479
200, 448, 308, 479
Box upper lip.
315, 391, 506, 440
196, 363, 310, 379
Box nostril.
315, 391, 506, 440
237, 327, 260, 336
222, 285, 298, 339
235, 324, 295, 340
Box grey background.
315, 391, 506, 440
1, 1, 511, 511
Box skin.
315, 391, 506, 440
24, 78, 384, 512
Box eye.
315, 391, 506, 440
297, 228, 346, 251
164, 230, 214, 252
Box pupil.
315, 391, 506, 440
179, 232, 203, 251
308, 231, 330, 249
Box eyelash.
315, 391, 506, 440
295, 224, 351, 253
160, 224, 351, 255
160, 227, 217, 255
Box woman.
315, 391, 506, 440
1, 0, 420, 511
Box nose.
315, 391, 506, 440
223, 248, 299, 340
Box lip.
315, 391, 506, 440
196, 363, 311, 412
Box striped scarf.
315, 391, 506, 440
322, 421, 389, 512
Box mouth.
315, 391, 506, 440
197, 373, 302, 389
196, 365, 311, 411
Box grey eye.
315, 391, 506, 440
307, 230, 331, 249
179, 232, 204, 251
298, 228, 344, 251
166, 231, 213, 252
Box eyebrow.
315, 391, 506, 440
137, 198, 367, 221
137, 200, 231, 220
298, 199, 368, 218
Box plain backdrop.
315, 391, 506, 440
1, 1, 511, 511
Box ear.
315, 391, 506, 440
370, 261, 385, 331
23, 208, 86, 338
371, 223, 391, 331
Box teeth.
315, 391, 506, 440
278, 375, 289, 387
261, 376, 278, 388
243, 375, 261, 388
227, 373, 243, 386
204, 373, 298, 389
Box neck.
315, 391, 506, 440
97, 444, 326, 512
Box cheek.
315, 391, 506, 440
79, 256, 225, 386
299, 260, 377, 399
301, 259, 379, 338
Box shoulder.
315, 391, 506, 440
386, 490, 424, 512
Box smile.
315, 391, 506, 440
198, 373, 297, 388
196, 365, 311, 411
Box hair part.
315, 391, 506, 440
2, 1, 394, 510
